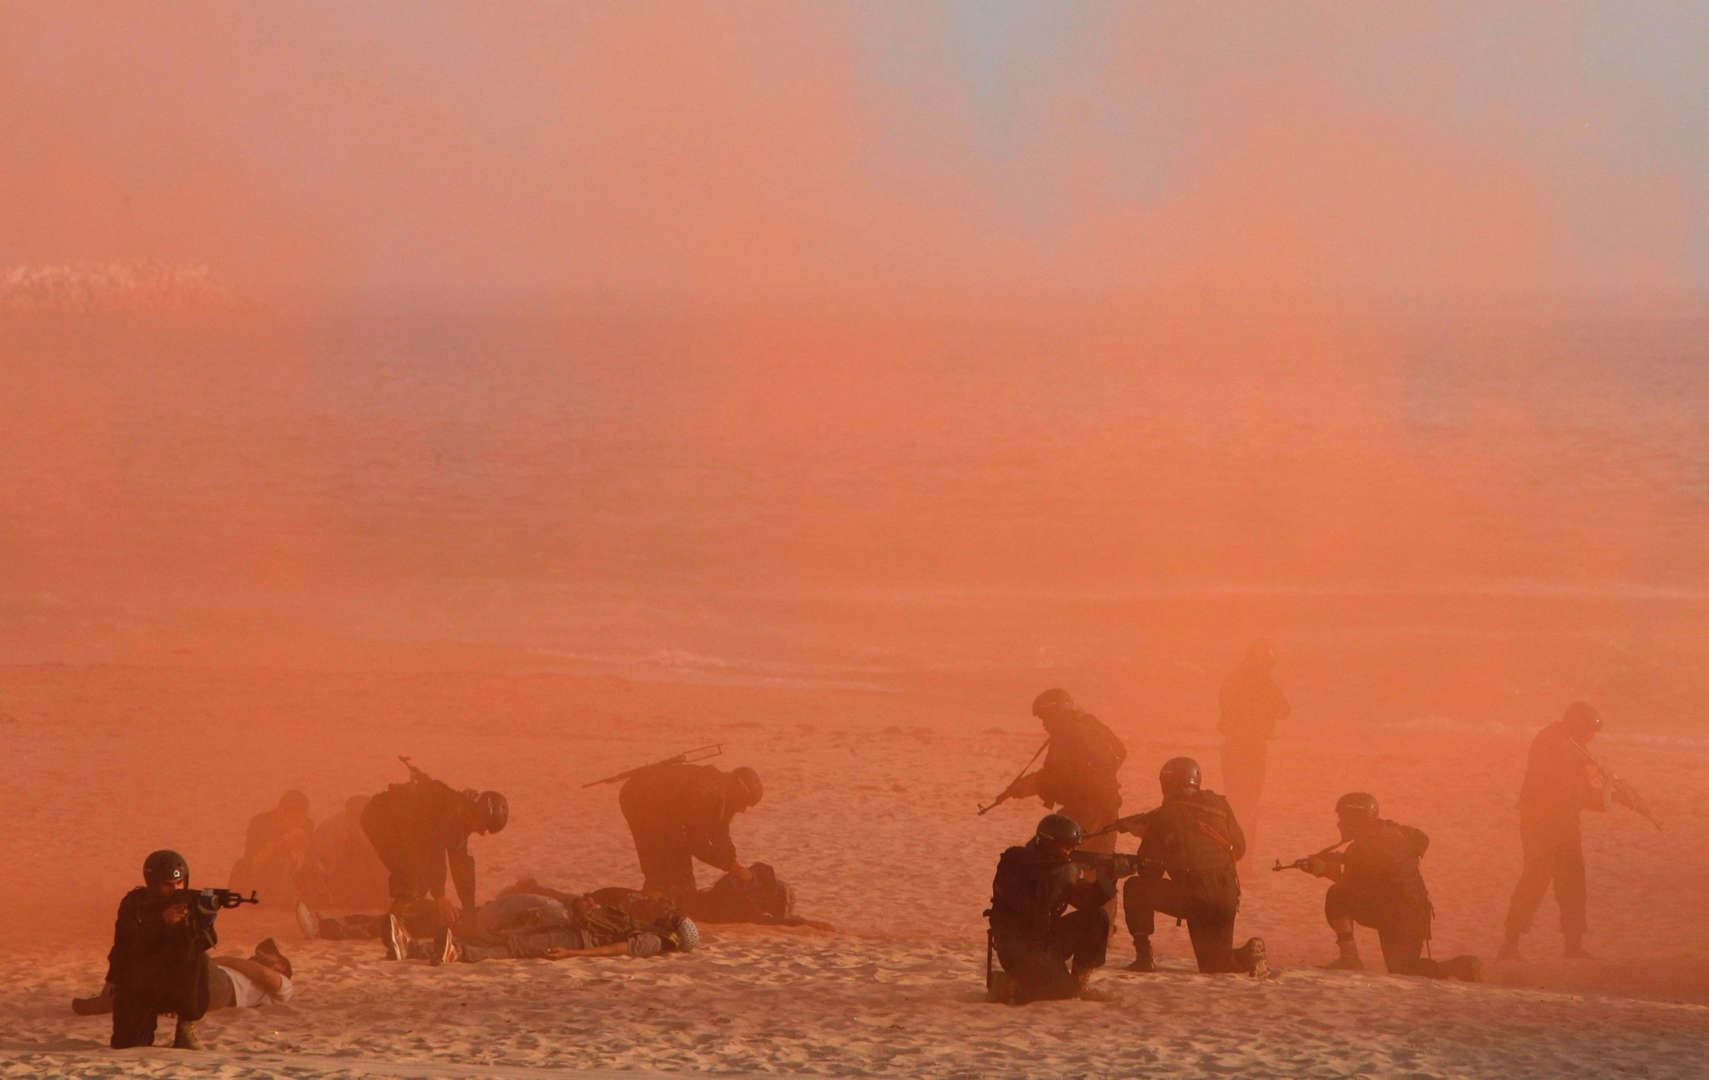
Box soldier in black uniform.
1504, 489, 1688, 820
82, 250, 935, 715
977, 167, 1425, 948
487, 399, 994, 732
298, 768, 508, 943
618, 762, 763, 904
1119, 757, 1265, 975
1499, 702, 1630, 960
1002, 689, 1127, 860
1301, 792, 1479, 980
1218, 639, 1289, 849
104, 850, 221, 1050
987, 814, 1115, 1003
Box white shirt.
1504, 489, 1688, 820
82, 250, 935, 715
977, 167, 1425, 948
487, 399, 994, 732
220, 964, 293, 1008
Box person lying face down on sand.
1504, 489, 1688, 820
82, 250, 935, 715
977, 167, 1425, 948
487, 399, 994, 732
1291, 792, 1480, 981
986, 813, 1116, 1004
381, 888, 700, 964
75, 938, 295, 1017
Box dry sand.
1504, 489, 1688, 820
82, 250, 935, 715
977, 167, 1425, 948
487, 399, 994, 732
2, 631, 1707, 1078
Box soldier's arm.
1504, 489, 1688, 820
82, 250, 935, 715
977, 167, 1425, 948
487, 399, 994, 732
1224, 802, 1248, 862
104, 893, 138, 987
1004, 770, 1044, 801
1403, 826, 1429, 858
215, 956, 284, 995
447, 837, 478, 912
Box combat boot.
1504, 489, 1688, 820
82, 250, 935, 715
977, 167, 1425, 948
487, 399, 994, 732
1440, 954, 1482, 982
1125, 937, 1155, 973
1323, 934, 1363, 971
1234, 936, 1268, 978
986, 969, 1012, 1005
172, 1019, 203, 1050
1074, 967, 1115, 1002
1494, 936, 1523, 963
1563, 935, 1594, 960
71, 990, 114, 1016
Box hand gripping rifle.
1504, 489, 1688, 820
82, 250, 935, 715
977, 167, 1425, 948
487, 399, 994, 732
1272, 838, 1351, 874
1069, 850, 1154, 879
583, 744, 723, 788
977, 738, 1050, 816
1569, 740, 1663, 831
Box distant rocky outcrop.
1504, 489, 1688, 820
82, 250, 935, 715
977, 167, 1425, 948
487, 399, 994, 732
0, 261, 252, 313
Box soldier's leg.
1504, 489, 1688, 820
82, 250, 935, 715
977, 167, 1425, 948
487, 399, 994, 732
1054, 907, 1110, 973
1184, 904, 1238, 973
1376, 928, 1433, 975
993, 934, 1075, 1003
1323, 883, 1366, 969
1500, 818, 1557, 954
1555, 831, 1589, 954
109, 992, 158, 1049
1124, 873, 1190, 971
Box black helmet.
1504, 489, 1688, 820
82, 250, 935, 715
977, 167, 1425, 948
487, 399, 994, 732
730, 766, 763, 808
1562, 701, 1601, 740
1159, 756, 1202, 797
143, 849, 188, 887
475, 790, 509, 833
1032, 688, 1075, 718
1034, 813, 1083, 847
1335, 792, 1380, 821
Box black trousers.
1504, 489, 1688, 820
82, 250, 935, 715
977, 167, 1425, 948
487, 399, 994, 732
1503, 815, 1587, 939
319, 897, 444, 940
993, 908, 1110, 1002
624, 824, 700, 904
110, 965, 210, 1049
1123, 873, 1242, 973
1325, 882, 1444, 976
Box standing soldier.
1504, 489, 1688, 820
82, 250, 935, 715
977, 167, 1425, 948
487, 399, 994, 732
1000, 689, 1126, 861
1118, 757, 1265, 975
1290, 792, 1479, 980
618, 762, 764, 905
1499, 702, 1636, 961
1218, 639, 1289, 849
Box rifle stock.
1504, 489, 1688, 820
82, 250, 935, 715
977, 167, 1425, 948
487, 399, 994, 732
583, 743, 723, 788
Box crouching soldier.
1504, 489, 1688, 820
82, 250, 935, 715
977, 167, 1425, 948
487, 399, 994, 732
986, 814, 1115, 1003
104, 850, 221, 1050
1120, 757, 1266, 975
1302, 793, 1479, 980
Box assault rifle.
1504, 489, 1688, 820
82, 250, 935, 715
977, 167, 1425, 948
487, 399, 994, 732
189, 888, 262, 910
1568, 740, 1663, 831
1083, 812, 1151, 841
976, 738, 1050, 815
1070, 850, 1155, 879
399, 755, 434, 783
1272, 839, 1350, 874
583, 744, 722, 788
148, 887, 261, 920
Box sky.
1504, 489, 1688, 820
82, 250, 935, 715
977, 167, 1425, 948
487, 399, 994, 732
2, 2, 1706, 303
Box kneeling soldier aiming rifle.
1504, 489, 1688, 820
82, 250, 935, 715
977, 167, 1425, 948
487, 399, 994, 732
1099, 757, 1266, 976
1277, 792, 1479, 980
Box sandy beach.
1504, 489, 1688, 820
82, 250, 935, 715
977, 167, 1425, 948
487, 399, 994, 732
3, 628, 1706, 1079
